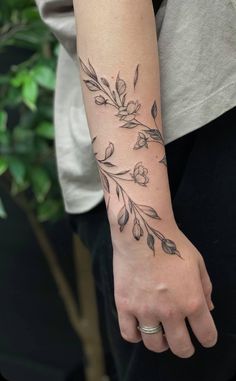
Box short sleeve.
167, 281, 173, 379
35, 0, 76, 59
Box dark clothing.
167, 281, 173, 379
69, 107, 236, 381
153, 0, 164, 14
152, 0, 162, 15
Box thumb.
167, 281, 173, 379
199, 256, 215, 311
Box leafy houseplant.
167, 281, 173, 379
0, 0, 63, 220
0, 2, 106, 380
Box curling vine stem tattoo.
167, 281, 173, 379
80, 58, 166, 165
93, 138, 182, 258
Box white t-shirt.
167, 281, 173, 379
36, 0, 236, 213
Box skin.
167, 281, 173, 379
73, 0, 218, 358
112, 225, 216, 356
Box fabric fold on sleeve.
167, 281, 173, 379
35, 0, 77, 60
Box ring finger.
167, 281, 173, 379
137, 315, 169, 353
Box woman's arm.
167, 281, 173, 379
73, 0, 217, 358
75, 0, 173, 229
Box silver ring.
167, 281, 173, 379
137, 323, 163, 335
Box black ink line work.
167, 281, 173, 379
80, 58, 166, 163
159, 154, 167, 166
93, 138, 182, 258
133, 64, 139, 90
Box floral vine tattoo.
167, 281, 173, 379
80, 58, 166, 165
93, 137, 182, 258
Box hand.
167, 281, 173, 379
112, 224, 218, 358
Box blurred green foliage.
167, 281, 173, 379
0, 0, 64, 221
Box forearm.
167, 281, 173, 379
73, 0, 179, 256
72, 2, 218, 355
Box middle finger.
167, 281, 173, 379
161, 316, 195, 358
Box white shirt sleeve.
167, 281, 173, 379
35, 0, 77, 59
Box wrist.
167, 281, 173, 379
108, 200, 179, 255
108, 199, 176, 230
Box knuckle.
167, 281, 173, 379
160, 306, 178, 320
136, 303, 155, 318
186, 297, 203, 315
205, 282, 213, 295
116, 297, 131, 313
198, 254, 204, 264
199, 254, 206, 266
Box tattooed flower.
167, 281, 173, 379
134, 132, 149, 149
131, 162, 149, 186
95, 95, 107, 105
117, 101, 141, 121
132, 219, 144, 240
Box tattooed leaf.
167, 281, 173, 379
140, 226, 144, 236
91, 136, 97, 144
134, 64, 139, 89
159, 154, 167, 166
161, 239, 176, 254
161, 239, 182, 258
118, 206, 129, 232
151, 100, 158, 119
102, 162, 116, 167
143, 129, 163, 142
88, 59, 98, 81
101, 77, 110, 87
95, 95, 107, 105
116, 73, 126, 96
113, 170, 130, 176
79, 58, 94, 79
147, 234, 155, 252
104, 142, 114, 159
119, 121, 139, 129
116, 185, 120, 200
84, 80, 100, 92
100, 173, 110, 193
121, 93, 127, 106
112, 90, 117, 102
139, 204, 160, 219
151, 229, 163, 239
128, 199, 133, 213
118, 80, 126, 96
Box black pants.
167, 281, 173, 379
69, 107, 236, 381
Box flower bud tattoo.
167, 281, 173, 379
81, 59, 181, 258
92, 138, 182, 258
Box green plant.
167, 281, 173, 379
0, 4, 107, 379
0, 0, 63, 221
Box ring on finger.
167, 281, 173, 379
137, 323, 163, 335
